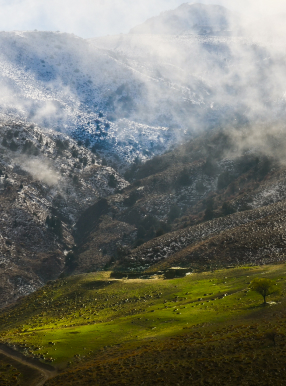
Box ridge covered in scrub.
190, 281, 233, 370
70, 125, 286, 275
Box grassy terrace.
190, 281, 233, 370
0, 264, 285, 371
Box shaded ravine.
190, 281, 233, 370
0, 343, 57, 386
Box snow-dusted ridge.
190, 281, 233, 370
0, 10, 285, 169
129, 3, 240, 35
0, 118, 129, 307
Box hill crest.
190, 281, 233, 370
130, 3, 239, 35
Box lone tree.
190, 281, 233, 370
250, 278, 277, 304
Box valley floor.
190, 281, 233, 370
0, 265, 286, 385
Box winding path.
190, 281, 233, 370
0, 344, 57, 386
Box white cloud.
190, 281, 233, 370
0, 0, 285, 38
20, 157, 59, 186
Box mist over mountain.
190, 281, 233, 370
130, 3, 240, 35
1, 3, 286, 385
0, 4, 283, 172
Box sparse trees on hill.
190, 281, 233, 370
108, 174, 117, 188
177, 168, 192, 186
203, 208, 213, 221
217, 170, 234, 190
222, 201, 236, 216
55, 138, 69, 152
65, 251, 78, 270
46, 215, 63, 238
202, 157, 218, 177
22, 140, 39, 156
250, 278, 278, 304
168, 204, 181, 223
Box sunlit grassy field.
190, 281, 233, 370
1, 264, 285, 372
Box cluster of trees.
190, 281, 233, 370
0, 170, 8, 179
45, 215, 63, 238
108, 175, 117, 188
22, 140, 39, 155
55, 138, 69, 152
135, 215, 171, 247
176, 168, 192, 187
168, 204, 181, 222
65, 251, 78, 271
202, 157, 218, 177
1, 129, 20, 152
123, 191, 141, 207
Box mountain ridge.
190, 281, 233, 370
129, 3, 240, 35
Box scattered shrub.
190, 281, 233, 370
168, 205, 181, 223
108, 175, 117, 188
202, 157, 218, 177
222, 201, 236, 216
217, 170, 234, 190
177, 168, 192, 186
250, 278, 279, 304
46, 215, 63, 238
204, 208, 214, 221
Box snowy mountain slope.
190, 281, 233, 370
0, 118, 129, 307
0, 4, 284, 170
0, 32, 182, 166
0, 30, 219, 167
92, 31, 286, 125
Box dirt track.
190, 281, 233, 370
0, 344, 57, 386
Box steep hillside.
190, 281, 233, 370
0, 119, 127, 307
70, 125, 286, 274
141, 200, 286, 273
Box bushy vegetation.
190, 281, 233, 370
22, 140, 39, 156
45, 215, 63, 238
0, 357, 40, 385
0, 265, 284, 385
0, 265, 284, 368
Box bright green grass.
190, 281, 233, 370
0, 265, 285, 366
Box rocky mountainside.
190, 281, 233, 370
1, 3, 286, 306
1, 119, 284, 306
69, 125, 286, 275
0, 120, 127, 307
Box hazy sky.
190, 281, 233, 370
0, 0, 284, 38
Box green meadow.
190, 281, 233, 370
0, 265, 285, 368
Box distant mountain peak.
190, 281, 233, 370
130, 3, 239, 35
